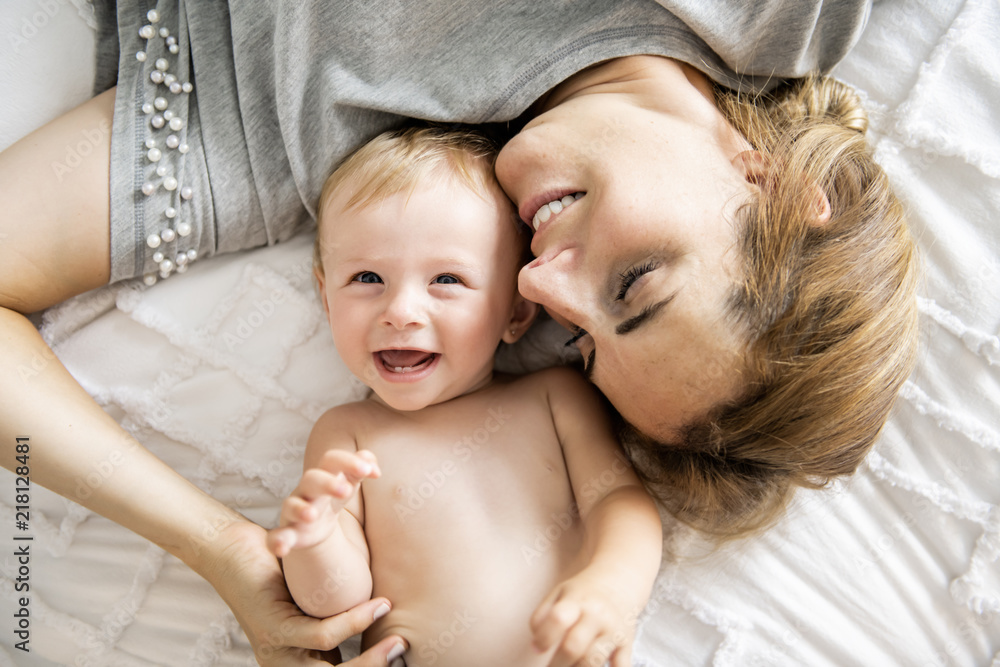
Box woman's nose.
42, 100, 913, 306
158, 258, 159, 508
381, 285, 428, 330
517, 246, 589, 328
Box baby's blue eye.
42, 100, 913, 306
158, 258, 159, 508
353, 272, 382, 284
434, 275, 461, 285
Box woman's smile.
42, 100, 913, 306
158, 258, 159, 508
522, 191, 585, 231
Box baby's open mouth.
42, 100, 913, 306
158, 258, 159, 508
377, 350, 438, 373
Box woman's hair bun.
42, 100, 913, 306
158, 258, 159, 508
777, 75, 868, 134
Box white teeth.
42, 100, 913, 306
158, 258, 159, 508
392, 366, 413, 373
532, 192, 584, 231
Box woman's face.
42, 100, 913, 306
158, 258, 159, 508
495, 57, 756, 439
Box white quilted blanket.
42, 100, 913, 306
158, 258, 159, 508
1, 0, 998, 664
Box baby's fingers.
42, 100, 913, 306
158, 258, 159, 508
355, 449, 381, 477
265, 526, 298, 558
609, 641, 632, 667
546, 613, 604, 667
316, 449, 381, 485
298, 467, 356, 502
280, 495, 318, 526
531, 597, 580, 654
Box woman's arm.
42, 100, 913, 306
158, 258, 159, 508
0, 90, 404, 666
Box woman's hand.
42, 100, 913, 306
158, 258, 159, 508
200, 519, 406, 665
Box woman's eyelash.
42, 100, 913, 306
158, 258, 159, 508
615, 261, 658, 301
564, 326, 589, 347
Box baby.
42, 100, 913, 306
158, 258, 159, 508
267, 127, 662, 667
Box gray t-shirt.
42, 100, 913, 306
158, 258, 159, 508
98, 1, 870, 282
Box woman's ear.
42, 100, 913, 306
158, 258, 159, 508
733, 150, 769, 186
807, 181, 832, 226
734, 150, 831, 226
502, 293, 539, 344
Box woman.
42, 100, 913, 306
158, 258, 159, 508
497, 55, 919, 537
0, 1, 917, 664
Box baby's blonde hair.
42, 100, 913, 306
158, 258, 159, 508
314, 126, 510, 275
621, 75, 920, 539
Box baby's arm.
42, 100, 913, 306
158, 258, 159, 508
267, 407, 380, 618
532, 368, 663, 667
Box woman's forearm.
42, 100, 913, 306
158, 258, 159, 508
0, 306, 246, 574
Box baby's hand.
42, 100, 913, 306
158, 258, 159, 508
531, 570, 638, 667
266, 449, 380, 558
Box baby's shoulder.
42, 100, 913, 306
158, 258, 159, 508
509, 367, 609, 424
494, 366, 603, 418
313, 399, 372, 431
307, 399, 382, 455
502, 365, 593, 396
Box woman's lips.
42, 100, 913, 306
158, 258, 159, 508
519, 190, 584, 229
525, 193, 585, 256
529, 192, 585, 231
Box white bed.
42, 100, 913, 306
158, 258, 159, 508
1, 0, 997, 664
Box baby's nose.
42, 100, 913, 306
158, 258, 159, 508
381, 286, 430, 330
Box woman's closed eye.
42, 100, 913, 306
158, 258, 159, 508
615, 260, 658, 301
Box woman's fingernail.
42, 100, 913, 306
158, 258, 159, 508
373, 602, 391, 621
386, 642, 406, 663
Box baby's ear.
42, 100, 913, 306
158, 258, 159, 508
502, 294, 539, 344
314, 267, 332, 318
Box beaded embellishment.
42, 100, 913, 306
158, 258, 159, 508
136, 8, 196, 286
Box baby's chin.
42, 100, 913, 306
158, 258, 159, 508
361, 358, 495, 411
366, 385, 451, 412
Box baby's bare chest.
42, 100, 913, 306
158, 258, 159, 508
362, 397, 574, 540
356, 391, 585, 666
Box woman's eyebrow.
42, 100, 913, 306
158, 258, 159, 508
615, 292, 677, 336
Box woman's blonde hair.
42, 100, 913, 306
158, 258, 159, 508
621, 75, 920, 539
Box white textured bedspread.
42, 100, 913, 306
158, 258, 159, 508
1, 0, 998, 664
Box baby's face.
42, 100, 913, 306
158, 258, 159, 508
317, 174, 524, 411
